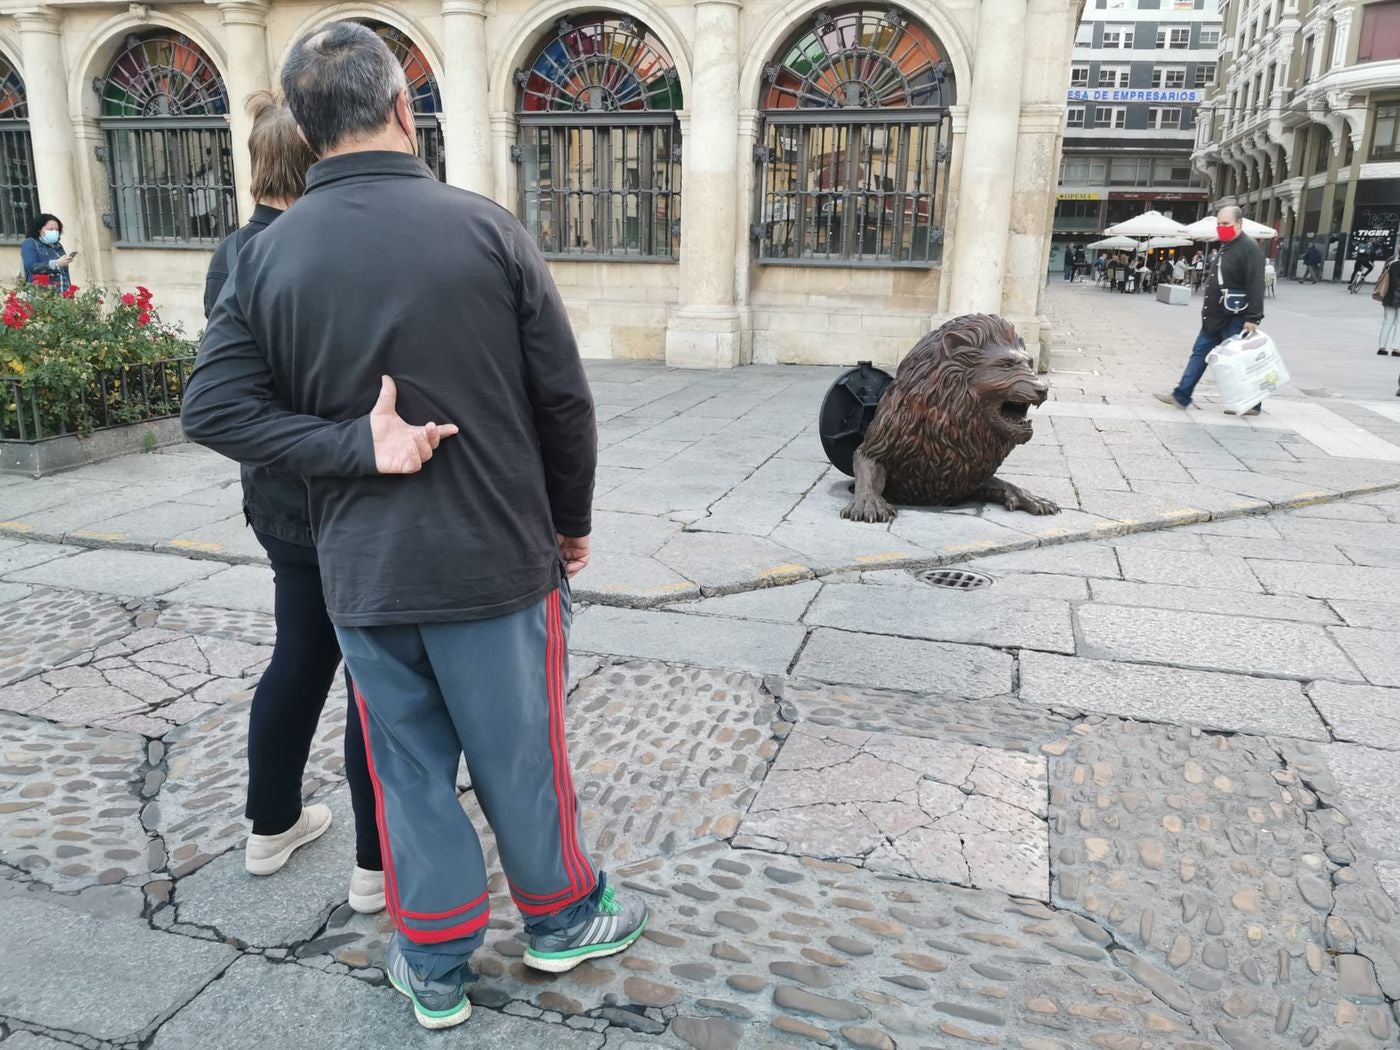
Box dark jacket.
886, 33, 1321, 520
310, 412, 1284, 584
182, 152, 596, 626
1380, 258, 1400, 309
202, 204, 313, 547
20, 237, 71, 293
1202, 234, 1266, 333
1302, 246, 1322, 266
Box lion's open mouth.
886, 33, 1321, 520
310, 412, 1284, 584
999, 400, 1035, 427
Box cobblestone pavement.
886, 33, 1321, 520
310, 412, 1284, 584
5, 484, 1400, 1047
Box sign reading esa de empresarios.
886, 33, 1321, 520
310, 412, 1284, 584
1067, 89, 1202, 103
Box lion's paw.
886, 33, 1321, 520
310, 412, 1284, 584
1011, 493, 1060, 516
842, 495, 897, 524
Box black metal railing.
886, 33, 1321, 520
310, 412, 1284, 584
1, 356, 195, 442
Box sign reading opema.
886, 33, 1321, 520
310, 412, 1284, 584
1068, 88, 1202, 103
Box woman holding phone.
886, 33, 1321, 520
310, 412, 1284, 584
20, 213, 75, 293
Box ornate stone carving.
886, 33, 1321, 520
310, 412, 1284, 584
836, 314, 1059, 523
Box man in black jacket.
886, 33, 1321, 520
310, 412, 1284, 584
1156, 206, 1266, 415
182, 22, 646, 1031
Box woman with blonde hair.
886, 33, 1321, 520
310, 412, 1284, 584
203, 91, 383, 912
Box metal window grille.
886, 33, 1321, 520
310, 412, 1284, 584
360, 21, 447, 181
754, 6, 955, 267
416, 121, 446, 182
102, 123, 236, 246
0, 124, 38, 242
514, 15, 683, 260
755, 114, 948, 265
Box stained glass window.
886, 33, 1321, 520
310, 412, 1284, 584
755, 5, 955, 265
514, 15, 682, 258
0, 53, 37, 241
360, 21, 445, 180
99, 31, 234, 246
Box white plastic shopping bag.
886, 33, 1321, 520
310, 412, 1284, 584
1206, 329, 1290, 413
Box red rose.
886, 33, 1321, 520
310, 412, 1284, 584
136, 286, 153, 305
62, 286, 79, 299
32, 274, 50, 287
121, 292, 137, 306
137, 311, 151, 327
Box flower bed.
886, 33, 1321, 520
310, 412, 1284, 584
1, 283, 196, 442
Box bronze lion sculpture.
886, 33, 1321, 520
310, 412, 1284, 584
841, 313, 1059, 524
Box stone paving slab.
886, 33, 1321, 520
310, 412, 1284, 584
1307, 682, 1400, 750
1085, 577, 1341, 624
5, 548, 222, 600
0, 588, 135, 689
571, 607, 805, 676
158, 566, 277, 615
792, 628, 1014, 698
0, 886, 237, 1043
1019, 651, 1329, 740
147, 955, 607, 1050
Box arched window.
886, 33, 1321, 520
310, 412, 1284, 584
99, 31, 234, 246
754, 5, 955, 265
513, 14, 683, 259
360, 21, 445, 180
0, 53, 38, 242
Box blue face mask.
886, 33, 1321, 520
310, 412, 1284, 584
41, 229, 60, 246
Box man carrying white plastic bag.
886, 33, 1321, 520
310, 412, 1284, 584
1156, 206, 1268, 416
1206, 329, 1290, 414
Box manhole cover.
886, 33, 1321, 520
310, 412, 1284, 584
915, 568, 995, 590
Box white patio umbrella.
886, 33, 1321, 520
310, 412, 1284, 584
1183, 215, 1279, 241
1104, 209, 1190, 238
1087, 235, 1141, 251
1145, 236, 1193, 250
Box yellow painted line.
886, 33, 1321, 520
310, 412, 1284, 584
943, 540, 999, 554
0, 521, 34, 532
168, 539, 223, 553
70, 531, 126, 542
854, 552, 908, 565
760, 563, 810, 579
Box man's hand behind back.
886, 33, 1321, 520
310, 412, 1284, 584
370, 375, 459, 474
558, 534, 590, 579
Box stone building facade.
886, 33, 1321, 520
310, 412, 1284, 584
0, 0, 1082, 367
1051, 0, 1222, 268
1191, 0, 1400, 278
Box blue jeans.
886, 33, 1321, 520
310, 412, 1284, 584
1171, 317, 1246, 407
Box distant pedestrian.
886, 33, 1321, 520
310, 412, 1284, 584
1302, 244, 1323, 283
20, 213, 74, 294
1375, 247, 1400, 358
1172, 256, 1187, 284
1063, 247, 1075, 282
1073, 244, 1086, 281
1156, 205, 1266, 414
201, 91, 384, 914
182, 22, 647, 1031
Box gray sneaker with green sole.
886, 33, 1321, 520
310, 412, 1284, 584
387, 940, 471, 1030
524, 884, 648, 973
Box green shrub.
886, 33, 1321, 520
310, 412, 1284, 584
1, 283, 195, 439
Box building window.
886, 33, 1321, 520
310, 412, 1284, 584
1373, 104, 1400, 159
1199, 26, 1221, 45
1102, 24, 1135, 47
1067, 105, 1086, 128
1094, 105, 1127, 128
362, 22, 444, 180
755, 5, 954, 266
1152, 66, 1187, 88
1071, 65, 1090, 87
0, 53, 38, 243
99, 32, 233, 246
1098, 65, 1131, 88
1061, 156, 1107, 183
1301, 35, 1316, 82
1358, 0, 1400, 62
1075, 23, 1094, 46
1147, 106, 1182, 128
1157, 27, 1191, 48
1193, 65, 1214, 87
514, 15, 683, 260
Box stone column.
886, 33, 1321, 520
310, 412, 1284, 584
946, 0, 1027, 315
15, 9, 79, 236
489, 112, 516, 211
213, 1, 272, 223
665, 0, 742, 369
440, 0, 493, 195
936, 104, 970, 316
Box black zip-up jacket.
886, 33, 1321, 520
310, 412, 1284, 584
203, 203, 314, 547
182, 152, 596, 626
1202, 234, 1266, 333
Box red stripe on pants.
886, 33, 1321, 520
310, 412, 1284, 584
354, 688, 404, 924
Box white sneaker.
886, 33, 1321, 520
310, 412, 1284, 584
244, 804, 333, 875
348, 865, 386, 914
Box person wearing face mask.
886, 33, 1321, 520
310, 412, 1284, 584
1157, 205, 1266, 415
20, 213, 74, 294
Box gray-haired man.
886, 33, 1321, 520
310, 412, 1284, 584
182, 21, 646, 1030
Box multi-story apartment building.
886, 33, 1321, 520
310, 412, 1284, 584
1052, 0, 1223, 268
1192, 0, 1400, 279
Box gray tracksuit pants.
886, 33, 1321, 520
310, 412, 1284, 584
335, 583, 601, 981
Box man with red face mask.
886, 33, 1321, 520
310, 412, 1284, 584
1156, 205, 1266, 415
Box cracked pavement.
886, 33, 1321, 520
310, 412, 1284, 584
6, 286, 1400, 1046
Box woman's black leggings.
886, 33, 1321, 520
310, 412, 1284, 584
245, 530, 381, 870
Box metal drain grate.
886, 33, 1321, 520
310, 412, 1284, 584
915, 568, 995, 590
